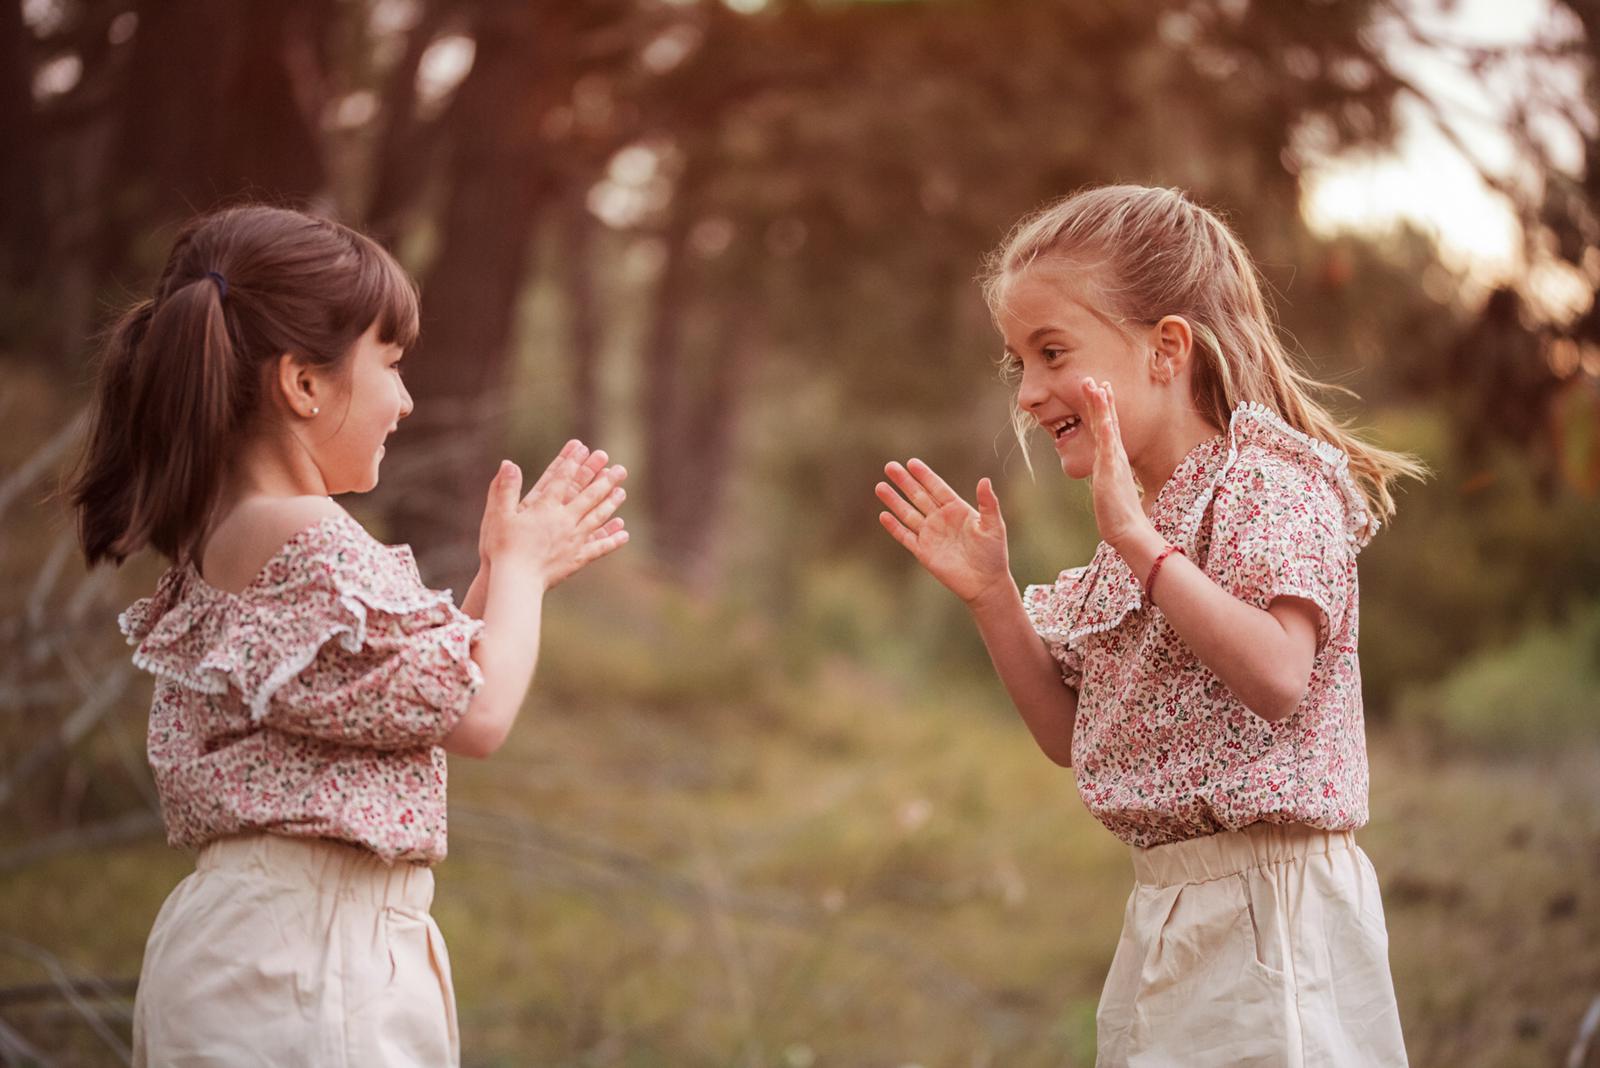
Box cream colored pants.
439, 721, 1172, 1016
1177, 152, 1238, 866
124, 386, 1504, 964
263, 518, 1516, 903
132, 834, 459, 1067
1096, 822, 1407, 1067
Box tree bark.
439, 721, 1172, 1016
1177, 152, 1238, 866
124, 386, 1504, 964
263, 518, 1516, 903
561, 193, 604, 444
0, 0, 46, 288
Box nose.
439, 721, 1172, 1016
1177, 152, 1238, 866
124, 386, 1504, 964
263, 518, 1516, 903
1016, 362, 1049, 414
397, 378, 414, 420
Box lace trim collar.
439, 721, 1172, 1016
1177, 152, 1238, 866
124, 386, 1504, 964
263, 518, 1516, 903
1027, 402, 1375, 648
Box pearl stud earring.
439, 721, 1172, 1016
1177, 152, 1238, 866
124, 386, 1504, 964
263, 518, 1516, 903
311, 407, 320, 416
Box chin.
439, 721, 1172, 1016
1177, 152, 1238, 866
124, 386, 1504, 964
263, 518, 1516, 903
1058, 456, 1093, 481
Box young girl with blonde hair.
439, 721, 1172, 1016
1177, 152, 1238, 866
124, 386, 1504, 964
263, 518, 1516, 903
72, 204, 629, 1065
876, 185, 1418, 1065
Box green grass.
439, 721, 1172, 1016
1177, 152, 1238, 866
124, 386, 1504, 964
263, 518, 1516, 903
6, 633, 1596, 1066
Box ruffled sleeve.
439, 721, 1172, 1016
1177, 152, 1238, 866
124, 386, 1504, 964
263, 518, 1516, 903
1203, 406, 1371, 648
1022, 569, 1088, 689
123, 515, 483, 750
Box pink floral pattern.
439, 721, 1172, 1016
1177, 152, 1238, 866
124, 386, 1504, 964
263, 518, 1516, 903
1024, 403, 1378, 848
120, 513, 484, 864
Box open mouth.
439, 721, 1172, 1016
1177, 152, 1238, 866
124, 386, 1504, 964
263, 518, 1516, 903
1046, 415, 1083, 441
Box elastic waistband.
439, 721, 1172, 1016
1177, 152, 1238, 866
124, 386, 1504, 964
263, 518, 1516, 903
1130, 822, 1357, 888
196, 834, 434, 910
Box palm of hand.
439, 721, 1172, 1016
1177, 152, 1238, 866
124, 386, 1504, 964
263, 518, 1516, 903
914, 500, 1005, 601
875, 458, 1011, 605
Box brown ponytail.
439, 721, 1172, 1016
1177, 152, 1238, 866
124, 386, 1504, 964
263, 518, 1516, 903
70, 205, 419, 566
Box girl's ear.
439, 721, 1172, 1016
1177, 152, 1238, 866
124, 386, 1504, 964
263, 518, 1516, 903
273, 352, 325, 420
1149, 315, 1194, 384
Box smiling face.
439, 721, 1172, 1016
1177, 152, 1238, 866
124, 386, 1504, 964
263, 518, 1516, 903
306, 322, 413, 494
996, 265, 1159, 480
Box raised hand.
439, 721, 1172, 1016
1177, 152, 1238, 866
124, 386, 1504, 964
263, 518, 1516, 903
1081, 378, 1154, 551
524, 440, 627, 551
479, 447, 628, 590
875, 458, 1013, 606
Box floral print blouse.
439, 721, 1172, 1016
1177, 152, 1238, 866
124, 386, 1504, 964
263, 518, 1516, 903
1024, 403, 1380, 848
120, 513, 484, 864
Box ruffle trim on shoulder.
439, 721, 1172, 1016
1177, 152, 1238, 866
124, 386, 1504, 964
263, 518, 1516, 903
1023, 539, 1143, 649
119, 515, 479, 723
1173, 402, 1379, 551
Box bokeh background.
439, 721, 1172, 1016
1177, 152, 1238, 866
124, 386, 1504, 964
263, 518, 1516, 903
2, 0, 1599, 1065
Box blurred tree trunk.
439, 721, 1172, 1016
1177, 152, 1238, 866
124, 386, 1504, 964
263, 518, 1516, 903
388, 2, 569, 565
364, 0, 459, 246
669, 295, 764, 589
638, 159, 702, 573
561, 192, 604, 444
99, 0, 332, 280
0, 0, 46, 289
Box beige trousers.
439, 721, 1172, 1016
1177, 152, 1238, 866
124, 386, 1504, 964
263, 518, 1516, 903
1096, 822, 1407, 1067
132, 834, 459, 1067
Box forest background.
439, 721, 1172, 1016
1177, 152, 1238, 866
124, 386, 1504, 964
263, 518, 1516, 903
2, 0, 1598, 1065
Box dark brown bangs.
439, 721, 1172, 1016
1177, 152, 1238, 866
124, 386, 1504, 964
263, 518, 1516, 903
349, 228, 420, 349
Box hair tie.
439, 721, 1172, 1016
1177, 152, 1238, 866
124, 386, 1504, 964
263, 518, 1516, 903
205, 271, 228, 299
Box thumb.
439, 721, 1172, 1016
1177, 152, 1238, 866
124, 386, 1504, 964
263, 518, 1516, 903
493, 459, 522, 511
976, 477, 1003, 525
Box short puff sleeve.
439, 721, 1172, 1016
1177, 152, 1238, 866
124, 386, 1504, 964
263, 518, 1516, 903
1204, 445, 1359, 650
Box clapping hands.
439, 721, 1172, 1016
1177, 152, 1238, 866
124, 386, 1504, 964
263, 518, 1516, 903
479, 440, 629, 590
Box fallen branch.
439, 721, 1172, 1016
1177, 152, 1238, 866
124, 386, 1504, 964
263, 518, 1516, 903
0, 936, 130, 1065
0, 977, 137, 1009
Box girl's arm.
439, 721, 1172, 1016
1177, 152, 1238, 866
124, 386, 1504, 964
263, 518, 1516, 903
1115, 527, 1318, 722
461, 566, 490, 619
876, 461, 1079, 765
1083, 381, 1319, 723
967, 582, 1080, 766
444, 447, 628, 758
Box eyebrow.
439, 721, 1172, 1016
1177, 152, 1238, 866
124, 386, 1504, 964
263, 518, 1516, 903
1027, 325, 1068, 343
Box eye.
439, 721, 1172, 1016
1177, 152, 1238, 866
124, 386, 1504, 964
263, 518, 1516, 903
1042, 346, 1070, 363
390, 359, 405, 377
997, 351, 1023, 383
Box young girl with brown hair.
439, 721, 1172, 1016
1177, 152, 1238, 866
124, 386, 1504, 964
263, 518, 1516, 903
71, 204, 628, 1065
876, 185, 1419, 1065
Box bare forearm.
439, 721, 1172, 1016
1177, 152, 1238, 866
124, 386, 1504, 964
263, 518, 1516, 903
461, 563, 490, 619
967, 582, 1080, 766
446, 563, 546, 757
1115, 530, 1310, 721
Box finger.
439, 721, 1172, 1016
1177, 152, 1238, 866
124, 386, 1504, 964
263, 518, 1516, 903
527, 447, 586, 505
875, 481, 924, 532
586, 517, 625, 542
530, 441, 586, 497
561, 449, 610, 503
885, 461, 938, 516
975, 477, 1003, 525
906, 457, 960, 507
1099, 381, 1128, 460
878, 510, 920, 554
1081, 378, 1108, 442
493, 460, 522, 512
1103, 382, 1122, 439
577, 485, 626, 535
569, 464, 628, 516
578, 525, 630, 564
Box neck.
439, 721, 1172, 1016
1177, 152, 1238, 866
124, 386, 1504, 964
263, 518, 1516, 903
1130, 406, 1226, 513
219, 429, 330, 512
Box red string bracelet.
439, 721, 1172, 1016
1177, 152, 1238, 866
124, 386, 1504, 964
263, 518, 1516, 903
1145, 544, 1184, 601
